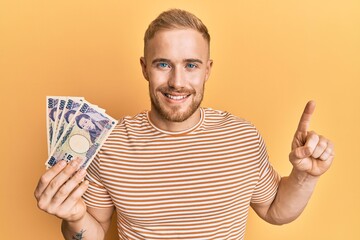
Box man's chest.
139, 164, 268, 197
100, 140, 260, 222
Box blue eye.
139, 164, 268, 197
158, 62, 169, 68
187, 63, 197, 69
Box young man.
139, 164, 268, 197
35, 9, 334, 240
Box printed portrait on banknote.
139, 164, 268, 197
46, 100, 117, 169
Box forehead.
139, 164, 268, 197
145, 28, 209, 60
79, 117, 88, 123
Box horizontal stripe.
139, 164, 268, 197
84, 108, 280, 240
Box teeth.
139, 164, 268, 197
165, 94, 188, 100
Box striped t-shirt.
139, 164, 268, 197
84, 107, 280, 240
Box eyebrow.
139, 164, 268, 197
151, 58, 203, 65
185, 58, 203, 64
152, 58, 170, 65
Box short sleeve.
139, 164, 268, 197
83, 154, 114, 208
250, 130, 281, 204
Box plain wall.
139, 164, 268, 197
1, 0, 359, 239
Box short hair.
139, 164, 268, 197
64, 110, 76, 123
144, 9, 210, 55
75, 113, 91, 129
49, 107, 57, 122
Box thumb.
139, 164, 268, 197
289, 146, 312, 162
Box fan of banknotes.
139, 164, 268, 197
45, 96, 118, 169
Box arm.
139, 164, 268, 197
61, 207, 114, 240
34, 158, 114, 240
251, 170, 319, 225
251, 101, 335, 225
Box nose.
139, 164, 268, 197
168, 65, 185, 90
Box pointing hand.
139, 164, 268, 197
289, 101, 335, 176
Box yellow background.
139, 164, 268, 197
1, 0, 359, 239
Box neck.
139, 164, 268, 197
148, 108, 202, 132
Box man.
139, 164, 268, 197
35, 9, 334, 240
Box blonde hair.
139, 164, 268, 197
144, 9, 210, 55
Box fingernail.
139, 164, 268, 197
59, 161, 66, 167
78, 168, 86, 176
70, 159, 79, 167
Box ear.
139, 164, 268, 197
140, 57, 149, 81
205, 59, 213, 82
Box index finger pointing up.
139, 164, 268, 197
297, 100, 316, 132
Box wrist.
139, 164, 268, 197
61, 213, 89, 239
290, 168, 320, 186
65, 211, 87, 224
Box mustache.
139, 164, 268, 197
157, 86, 196, 95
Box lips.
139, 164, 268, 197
163, 93, 191, 100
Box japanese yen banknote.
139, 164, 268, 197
45, 96, 118, 169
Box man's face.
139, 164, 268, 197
141, 28, 212, 122
78, 117, 95, 131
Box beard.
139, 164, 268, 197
149, 84, 204, 122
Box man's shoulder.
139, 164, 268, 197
113, 111, 150, 131
203, 107, 252, 125
202, 107, 259, 133
119, 111, 148, 123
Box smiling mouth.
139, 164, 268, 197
163, 93, 191, 100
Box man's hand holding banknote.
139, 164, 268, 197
34, 96, 117, 223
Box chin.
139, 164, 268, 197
161, 106, 198, 122
151, 92, 203, 123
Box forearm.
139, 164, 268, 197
61, 211, 105, 240
266, 169, 319, 225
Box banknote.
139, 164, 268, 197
45, 100, 118, 169
50, 98, 67, 151
46, 97, 66, 154
53, 97, 84, 150
46, 97, 57, 154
